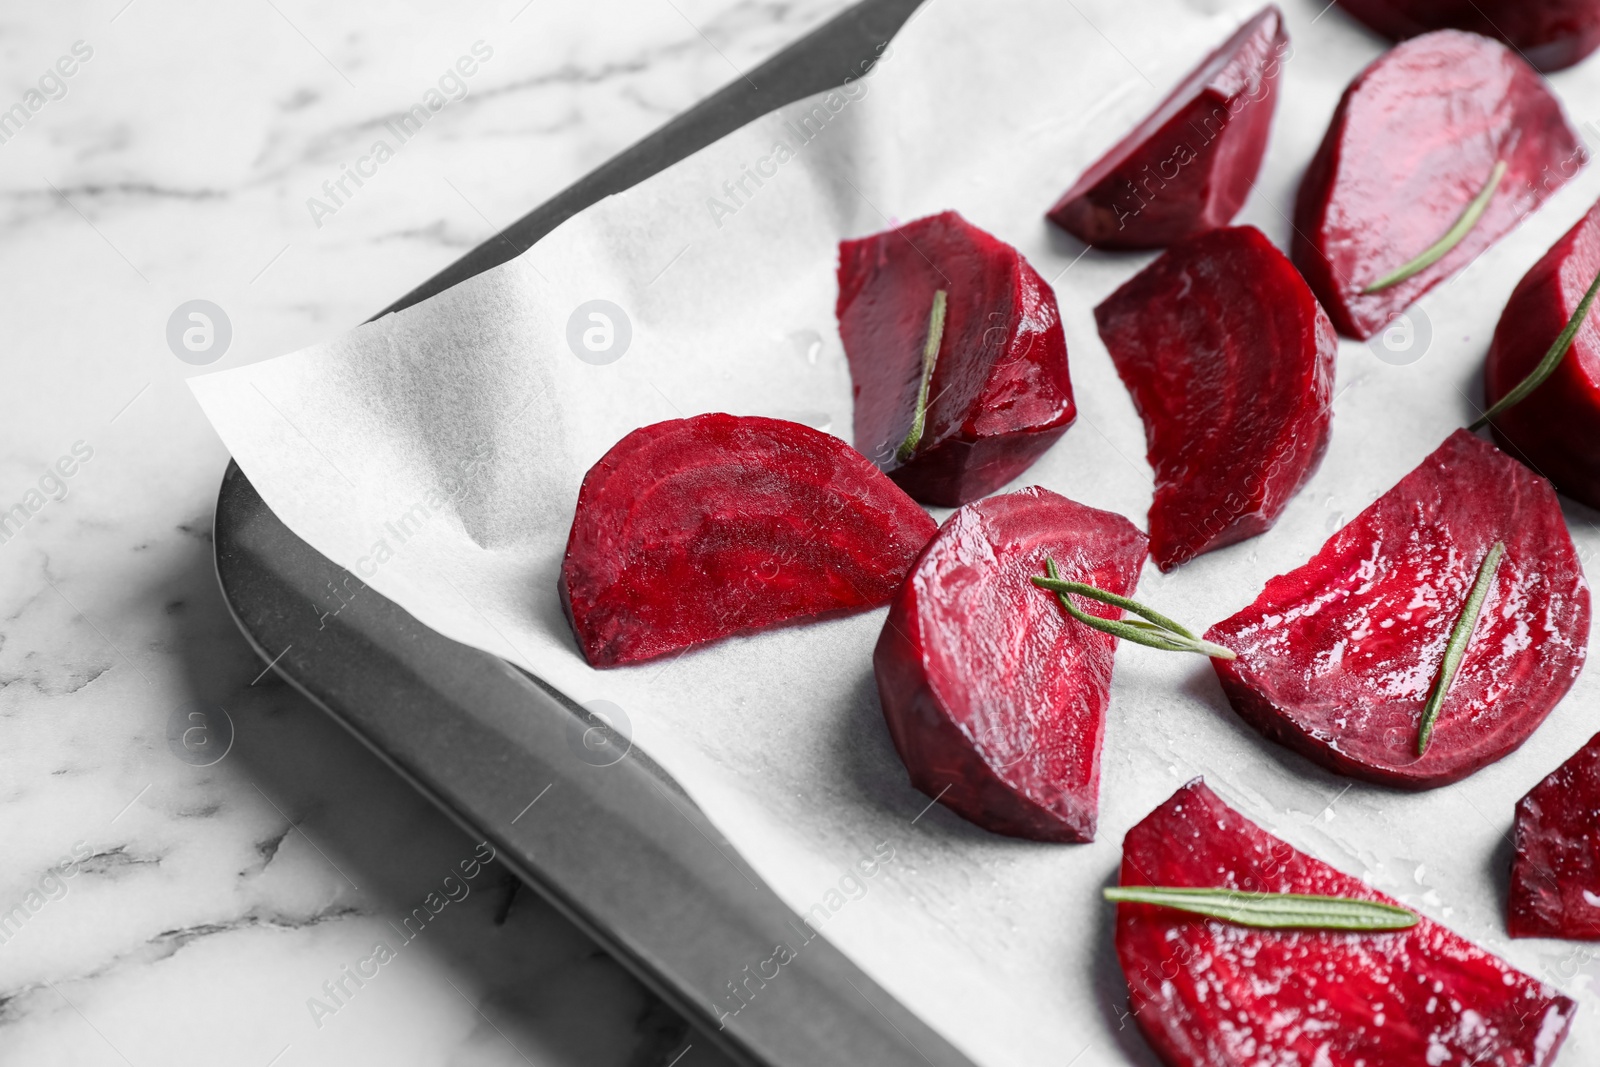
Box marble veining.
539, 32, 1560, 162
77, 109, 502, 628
0, 0, 854, 1063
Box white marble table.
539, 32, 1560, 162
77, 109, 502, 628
0, 2, 852, 1062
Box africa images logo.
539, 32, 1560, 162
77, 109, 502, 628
166, 300, 232, 365
304, 41, 494, 229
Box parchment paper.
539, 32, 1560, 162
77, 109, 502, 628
191, 2, 1600, 1062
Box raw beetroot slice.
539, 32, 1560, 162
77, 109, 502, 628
1206, 430, 1589, 788
1483, 196, 1600, 510
1116, 779, 1576, 1067
836, 211, 1076, 507
1509, 732, 1600, 939
1335, 0, 1600, 73
1292, 30, 1584, 340
1095, 225, 1336, 571
560, 413, 936, 667
1047, 6, 1287, 249
873, 487, 1147, 842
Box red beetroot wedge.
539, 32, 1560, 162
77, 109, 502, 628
836, 211, 1076, 507
561, 413, 936, 667
1293, 30, 1584, 340
1206, 430, 1589, 788
1335, 0, 1600, 73
1116, 779, 1577, 1067
1047, 6, 1288, 249
873, 487, 1147, 842
1095, 225, 1336, 571
1510, 732, 1600, 939
1483, 197, 1600, 510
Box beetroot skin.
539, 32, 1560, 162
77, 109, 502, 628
1047, 6, 1288, 249
1293, 30, 1584, 340
1207, 430, 1589, 788
836, 211, 1076, 507
1116, 779, 1577, 1067
1510, 732, 1600, 939
1335, 0, 1600, 72
1484, 196, 1600, 510
873, 487, 1148, 842
1095, 225, 1336, 571
561, 413, 936, 667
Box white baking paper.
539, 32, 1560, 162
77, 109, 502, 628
191, 1, 1600, 1062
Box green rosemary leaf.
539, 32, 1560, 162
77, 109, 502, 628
896, 289, 948, 462
1417, 541, 1505, 755
1033, 559, 1236, 660
1104, 886, 1419, 931
1362, 160, 1507, 294
1470, 263, 1600, 430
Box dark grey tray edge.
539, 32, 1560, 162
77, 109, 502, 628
213, 2, 979, 1066
375, 0, 925, 319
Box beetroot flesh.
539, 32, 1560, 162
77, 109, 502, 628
1206, 430, 1589, 788
1047, 6, 1288, 249
1335, 0, 1600, 73
1292, 30, 1584, 340
1117, 779, 1576, 1067
836, 211, 1076, 507
1484, 196, 1600, 510
560, 413, 936, 667
873, 487, 1148, 842
1510, 732, 1600, 939
1094, 225, 1336, 571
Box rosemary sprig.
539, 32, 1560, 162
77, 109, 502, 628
1470, 263, 1600, 430
896, 289, 947, 462
1105, 886, 1419, 931
1417, 541, 1505, 755
1362, 160, 1507, 294
1032, 558, 1236, 660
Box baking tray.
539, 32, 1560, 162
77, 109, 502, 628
212, 2, 980, 1065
